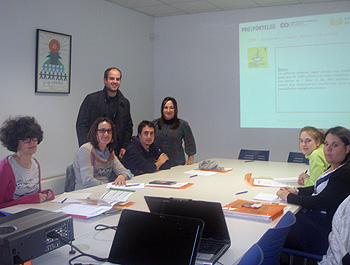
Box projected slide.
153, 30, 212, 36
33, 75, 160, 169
239, 12, 350, 129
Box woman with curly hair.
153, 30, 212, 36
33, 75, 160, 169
0, 116, 54, 209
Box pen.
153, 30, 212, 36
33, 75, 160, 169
189, 174, 198, 178
235, 191, 248, 195
125, 184, 139, 187
61, 198, 67, 203
245, 160, 254, 163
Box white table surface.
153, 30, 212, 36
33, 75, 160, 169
3, 158, 308, 265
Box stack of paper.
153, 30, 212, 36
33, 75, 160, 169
222, 199, 286, 222
245, 173, 298, 187
100, 188, 135, 205
55, 188, 135, 219
55, 204, 112, 219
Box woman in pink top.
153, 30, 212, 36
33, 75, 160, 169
0, 116, 54, 209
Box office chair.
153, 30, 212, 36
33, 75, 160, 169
238, 149, 270, 161
282, 248, 322, 265
64, 164, 75, 192
287, 152, 309, 165
256, 211, 296, 265
237, 243, 264, 265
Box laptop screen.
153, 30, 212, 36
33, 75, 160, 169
108, 209, 204, 265
144, 196, 231, 243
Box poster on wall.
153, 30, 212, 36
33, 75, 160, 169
35, 29, 72, 94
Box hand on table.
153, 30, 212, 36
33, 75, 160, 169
39, 190, 54, 202
113, 173, 127, 186
276, 186, 298, 201
185, 155, 194, 165
298, 172, 309, 185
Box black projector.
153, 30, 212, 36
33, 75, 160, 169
0, 208, 74, 265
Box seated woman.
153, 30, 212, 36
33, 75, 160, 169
298, 126, 329, 186
0, 116, 54, 209
277, 126, 350, 256
153, 97, 196, 167
73, 117, 133, 190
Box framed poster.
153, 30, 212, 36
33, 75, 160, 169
35, 29, 72, 94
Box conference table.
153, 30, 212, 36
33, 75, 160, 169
3, 158, 308, 265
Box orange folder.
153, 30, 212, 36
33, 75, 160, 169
223, 199, 286, 222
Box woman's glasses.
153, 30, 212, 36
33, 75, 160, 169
97, 129, 113, 134
20, 137, 38, 144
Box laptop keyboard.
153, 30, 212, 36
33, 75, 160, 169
199, 240, 222, 254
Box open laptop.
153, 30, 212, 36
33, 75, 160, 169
145, 196, 231, 265
105, 209, 204, 265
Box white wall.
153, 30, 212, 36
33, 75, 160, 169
1, 0, 349, 194
0, 0, 154, 184
153, 1, 350, 163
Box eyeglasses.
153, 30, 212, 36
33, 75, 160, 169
20, 137, 38, 144
97, 129, 113, 134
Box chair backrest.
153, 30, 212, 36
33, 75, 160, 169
257, 211, 296, 265
64, 164, 75, 192
282, 247, 323, 262
238, 243, 264, 265
238, 149, 270, 161
287, 152, 309, 164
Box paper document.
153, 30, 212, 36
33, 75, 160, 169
56, 204, 112, 219
253, 193, 284, 202
245, 173, 297, 187
100, 188, 135, 205
273, 177, 298, 183
184, 170, 217, 176
51, 192, 92, 203
253, 178, 286, 187
106, 183, 145, 189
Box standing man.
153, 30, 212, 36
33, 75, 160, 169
76, 67, 133, 159
122, 120, 170, 176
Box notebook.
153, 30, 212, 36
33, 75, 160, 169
145, 196, 231, 265
105, 209, 204, 265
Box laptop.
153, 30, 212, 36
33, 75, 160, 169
144, 196, 231, 265
105, 209, 204, 265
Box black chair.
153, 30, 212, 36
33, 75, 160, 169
287, 152, 309, 165
238, 149, 270, 161
64, 164, 75, 192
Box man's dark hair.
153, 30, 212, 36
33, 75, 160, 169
104, 67, 122, 80
138, 120, 155, 135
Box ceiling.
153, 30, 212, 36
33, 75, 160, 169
104, 0, 343, 17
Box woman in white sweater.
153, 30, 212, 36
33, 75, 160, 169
73, 117, 133, 190
319, 194, 350, 265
